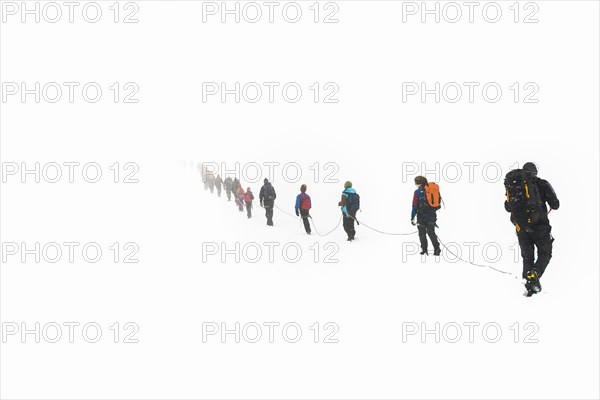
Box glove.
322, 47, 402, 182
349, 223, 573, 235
295, 210, 299, 217
411, 218, 417, 226
260, 202, 264, 208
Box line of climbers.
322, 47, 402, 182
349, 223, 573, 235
199, 162, 559, 297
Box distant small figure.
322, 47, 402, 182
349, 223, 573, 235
295, 184, 312, 235
259, 178, 277, 226
235, 180, 245, 212
215, 174, 223, 197
338, 181, 359, 241
207, 172, 216, 193
244, 187, 254, 218
201, 164, 209, 190
224, 176, 233, 201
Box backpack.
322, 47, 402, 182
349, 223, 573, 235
345, 191, 360, 214
504, 169, 542, 231
299, 193, 311, 210
264, 184, 275, 200
424, 182, 441, 210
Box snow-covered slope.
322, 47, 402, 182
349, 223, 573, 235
168, 150, 599, 398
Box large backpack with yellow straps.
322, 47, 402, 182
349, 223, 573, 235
504, 169, 542, 232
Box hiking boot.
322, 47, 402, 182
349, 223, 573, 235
433, 248, 441, 256
525, 269, 542, 296
420, 249, 428, 255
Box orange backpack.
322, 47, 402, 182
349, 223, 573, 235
425, 182, 441, 208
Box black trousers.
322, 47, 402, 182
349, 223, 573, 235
246, 202, 252, 218
343, 212, 356, 239
264, 204, 274, 225
225, 188, 232, 200
517, 223, 553, 279
417, 221, 439, 252
300, 209, 311, 234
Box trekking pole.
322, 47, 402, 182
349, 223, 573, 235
345, 210, 359, 225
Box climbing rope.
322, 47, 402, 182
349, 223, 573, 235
272, 204, 305, 229
309, 214, 342, 237
348, 214, 418, 236
436, 235, 518, 278
274, 204, 299, 219
204, 185, 519, 280
348, 214, 515, 278
274, 204, 342, 237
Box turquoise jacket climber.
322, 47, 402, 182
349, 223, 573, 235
340, 188, 356, 217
